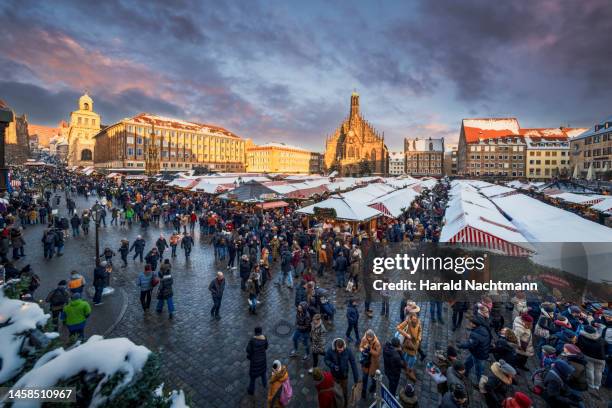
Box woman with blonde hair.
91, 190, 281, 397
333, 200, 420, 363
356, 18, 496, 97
396, 302, 422, 381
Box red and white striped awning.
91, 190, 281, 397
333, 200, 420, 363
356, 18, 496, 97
10, 180, 21, 188
448, 225, 532, 257
368, 202, 393, 218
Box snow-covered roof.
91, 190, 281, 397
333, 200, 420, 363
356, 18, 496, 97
462, 118, 521, 143
249, 142, 310, 152
383, 176, 420, 189
440, 182, 533, 255
491, 193, 612, 242
590, 198, 612, 214
167, 178, 200, 189
571, 115, 612, 141
404, 138, 444, 152
335, 183, 396, 202
296, 196, 383, 222
551, 192, 607, 205
368, 187, 420, 218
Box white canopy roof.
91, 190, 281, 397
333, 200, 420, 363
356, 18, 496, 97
493, 193, 612, 242
336, 183, 396, 202
368, 187, 420, 218
296, 196, 382, 222
590, 198, 612, 214
551, 192, 607, 205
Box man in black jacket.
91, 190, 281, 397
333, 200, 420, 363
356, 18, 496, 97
93, 261, 107, 305
324, 338, 360, 407
246, 326, 268, 395
209, 271, 225, 319
383, 337, 406, 396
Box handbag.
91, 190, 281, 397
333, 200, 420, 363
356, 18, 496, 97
345, 279, 354, 292
151, 276, 160, 287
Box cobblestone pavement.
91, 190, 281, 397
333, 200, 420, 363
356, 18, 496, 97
16, 194, 610, 408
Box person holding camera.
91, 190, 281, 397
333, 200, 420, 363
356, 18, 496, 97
359, 329, 381, 400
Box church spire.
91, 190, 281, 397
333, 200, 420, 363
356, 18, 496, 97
350, 90, 359, 117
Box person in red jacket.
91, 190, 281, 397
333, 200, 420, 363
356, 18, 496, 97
502, 391, 532, 408
313, 367, 340, 408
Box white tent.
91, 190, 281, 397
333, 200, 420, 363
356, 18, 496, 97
296, 196, 382, 222
440, 182, 533, 256
590, 198, 612, 214
572, 165, 579, 179
552, 192, 606, 206
336, 183, 396, 202
368, 187, 420, 218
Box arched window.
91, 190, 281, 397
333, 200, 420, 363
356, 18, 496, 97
429, 142, 434, 151
83, 102, 90, 111
81, 149, 93, 161
371, 149, 377, 161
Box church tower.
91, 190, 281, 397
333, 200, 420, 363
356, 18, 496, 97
66, 92, 101, 166
350, 91, 359, 117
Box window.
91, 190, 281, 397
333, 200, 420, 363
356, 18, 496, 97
78, 117, 82, 125
137, 148, 143, 156
137, 137, 143, 144
127, 148, 134, 156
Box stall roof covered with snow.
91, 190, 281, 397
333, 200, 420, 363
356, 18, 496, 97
218, 181, 282, 203
367, 187, 420, 218
296, 196, 382, 222
549, 192, 607, 206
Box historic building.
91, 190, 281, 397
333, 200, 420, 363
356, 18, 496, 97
404, 137, 444, 177
443, 144, 458, 176
523, 128, 585, 179
65, 93, 101, 166
569, 115, 612, 178
309, 152, 323, 174
0, 99, 31, 164
459, 118, 586, 179
93, 113, 246, 172
388, 151, 405, 176
246, 141, 312, 174
323, 92, 388, 176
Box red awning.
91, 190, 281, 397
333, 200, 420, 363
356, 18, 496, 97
259, 200, 289, 209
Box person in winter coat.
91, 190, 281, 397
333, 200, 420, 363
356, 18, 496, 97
445, 360, 468, 401
439, 384, 468, 408
458, 315, 491, 383
396, 303, 422, 382
129, 235, 146, 262
577, 324, 606, 390
209, 271, 225, 319
155, 268, 174, 319
513, 313, 534, 370
70, 214, 81, 237
155, 234, 169, 258
310, 313, 327, 372
239, 254, 252, 291
359, 329, 381, 399
246, 326, 268, 395
483, 360, 516, 408
492, 327, 519, 367
246, 278, 258, 315
291, 301, 311, 360
451, 301, 468, 332
45, 280, 70, 329
324, 338, 360, 408
118, 239, 129, 267
535, 303, 558, 360
334, 251, 348, 288
68, 270, 85, 294
10, 227, 25, 259
559, 344, 588, 404
92, 261, 107, 305
61, 292, 91, 340
543, 360, 581, 408
42, 228, 56, 259
383, 337, 406, 396
317, 244, 328, 277
181, 232, 194, 259
502, 392, 532, 408
267, 360, 290, 408
145, 248, 160, 271
312, 367, 340, 408
345, 298, 360, 345
169, 233, 180, 257
399, 383, 418, 408
137, 264, 154, 311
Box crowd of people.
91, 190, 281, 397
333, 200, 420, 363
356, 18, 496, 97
1, 165, 610, 408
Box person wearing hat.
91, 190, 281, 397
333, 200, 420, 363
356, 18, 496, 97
541, 345, 557, 369
156, 263, 175, 319
562, 305, 585, 332
560, 343, 588, 403
512, 313, 534, 370
61, 292, 91, 340
246, 327, 268, 395
577, 324, 606, 391
501, 391, 532, 408
267, 359, 290, 408
458, 315, 491, 383
535, 302, 558, 360
92, 260, 107, 306
398, 383, 418, 408
543, 360, 582, 407
310, 313, 327, 373
324, 338, 360, 407
383, 337, 406, 396
484, 360, 516, 408
492, 327, 519, 367
359, 329, 381, 399
396, 304, 422, 382
445, 360, 468, 402
312, 367, 341, 408
439, 383, 468, 408
45, 280, 70, 329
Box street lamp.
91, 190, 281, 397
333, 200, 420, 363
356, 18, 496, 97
92, 202, 102, 265
0, 104, 14, 194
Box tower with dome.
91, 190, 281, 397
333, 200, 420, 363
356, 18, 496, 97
323, 92, 389, 176
64, 92, 101, 166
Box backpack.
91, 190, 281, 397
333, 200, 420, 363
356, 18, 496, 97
45, 232, 56, 244
279, 378, 293, 406
49, 288, 67, 306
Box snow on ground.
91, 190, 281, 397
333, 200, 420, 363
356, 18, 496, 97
0, 292, 50, 383
7, 335, 151, 408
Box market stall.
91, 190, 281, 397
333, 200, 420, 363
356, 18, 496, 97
367, 186, 420, 218
296, 196, 383, 234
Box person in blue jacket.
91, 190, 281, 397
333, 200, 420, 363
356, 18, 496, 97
324, 338, 360, 406
458, 315, 491, 383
